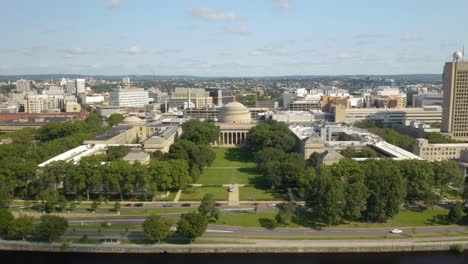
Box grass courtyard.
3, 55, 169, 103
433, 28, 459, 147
180, 187, 229, 201
197, 148, 262, 185
239, 186, 287, 201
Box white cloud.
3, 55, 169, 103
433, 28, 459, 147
106, 0, 122, 10
274, 0, 291, 9
224, 26, 251, 35
187, 7, 239, 21
354, 33, 385, 39
59, 48, 89, 55
336, 53, 353, 60
249, 46, 288, 56
121, 46, 145, 55
401, 33, 423, 41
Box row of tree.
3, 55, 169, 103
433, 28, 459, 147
143, 194, 218, 243
0, 209, 68, 242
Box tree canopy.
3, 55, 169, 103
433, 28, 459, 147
246, 120, 296, 153
177, 212, 208, 242
180, 119, 220, 145
36, 215, 69, 242
142, 214, 172, 243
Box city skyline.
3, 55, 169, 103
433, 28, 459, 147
1, 0, 468, 76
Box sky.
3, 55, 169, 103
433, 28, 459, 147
1, 0, 468, 76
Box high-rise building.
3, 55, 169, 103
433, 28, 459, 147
16, 79, 32, 93
75, 79, 86, 94
66, 80, 76, 95
441, 51, 468, 140
109, 87, 149, 107
122, 76, 130, 87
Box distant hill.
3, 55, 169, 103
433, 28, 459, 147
0, 74, 442, 81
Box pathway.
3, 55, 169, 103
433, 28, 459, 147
228, 184, 239, 206
173, 189, 182, 203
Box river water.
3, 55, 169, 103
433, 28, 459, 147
0, 251, 467, 264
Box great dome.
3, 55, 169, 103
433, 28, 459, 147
120, 116, 144, 126
218, 102, 251, 124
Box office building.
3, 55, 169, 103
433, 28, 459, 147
75, 79, 86, 94
109, 87, 149, 107
66, 80, 76, 95
16, 79, 32, 93
170, 88, 213, 109
441, 51, 468, 140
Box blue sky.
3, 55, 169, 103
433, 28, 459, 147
0, 0, 467, 76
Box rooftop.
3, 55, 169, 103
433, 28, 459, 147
87, 126, 132, 141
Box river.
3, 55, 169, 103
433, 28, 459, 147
0, 251, 467, 264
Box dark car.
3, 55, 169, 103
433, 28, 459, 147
31, 204, 45, 211
162, 203, 173, 208
215, 202, 222, 207
133, 203, 144, 207
123, 203, 133, 207
181, 203, 191, 207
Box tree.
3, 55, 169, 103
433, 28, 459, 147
113, 201, 122, 213
424, 192, 440, 210
167, 159, 192, 189
105, 146, 131, 161
38, 189, 62, 213
448, 203, 464, 224
364, 159, 406, 222
275, 203, 295, 226
307, 152, 321, 169
0, 208, 13, 236
36, 215, 69, 242
343, 180, 369, 221
400, 160, 434, 202
246, 120, 296, 153
75, 155, 103, 200
107, 113, 125, 127
177, 212, 208, 242
142, 215, 172, 243
8, 215, 34, 240
90, 200, 100, 212
180, 119, 220, 145
306, 169, 345, 225
198, 194, 220, 222
433, 160, 464, 198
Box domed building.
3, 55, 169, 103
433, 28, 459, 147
218, 102, 251, 124
216, 102, 255, 146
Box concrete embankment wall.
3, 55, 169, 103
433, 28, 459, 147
0, 240, 468, 254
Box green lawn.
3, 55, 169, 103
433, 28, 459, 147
218, 209, 454, 229
198, 148, 261, 185
337, 209, 452, 228
210, 147, 256, 167
239, 186, 287, 201
199, 167, 260, 185
180, 187, 229, 201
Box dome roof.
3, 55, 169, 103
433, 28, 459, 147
219, 102, 251, 124
121, 116, 144, 126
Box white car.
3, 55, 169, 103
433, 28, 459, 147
267, 203, 277, 207
390, 229, 403, 234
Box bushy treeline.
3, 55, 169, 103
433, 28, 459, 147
0, 119, 219, 207
247, 120, 464, 224
0, 114, 108, 206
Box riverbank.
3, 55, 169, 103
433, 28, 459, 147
1, 237, 468, 254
